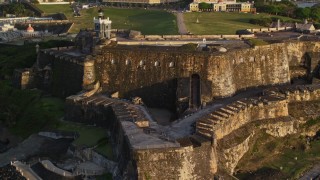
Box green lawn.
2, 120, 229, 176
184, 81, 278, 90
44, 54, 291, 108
56, 121, 113, 158
57, 121, 107, 147
183, 12, 295, 35
95, 139, 113, 159
37, 5, 178, 34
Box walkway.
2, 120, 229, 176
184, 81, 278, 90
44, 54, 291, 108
12, 161, 42, 180
176, 12, 188, 35
299, 163, 320, 180
0, 135, 46, 167
164, 88, 264, 139
41, 160, 73, 177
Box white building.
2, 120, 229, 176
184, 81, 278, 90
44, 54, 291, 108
0, 23, 16, 32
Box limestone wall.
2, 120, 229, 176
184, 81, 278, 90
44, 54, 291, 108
286, 86, 320, 102
35, 41, 320, 101
134, 138, 216, 180
197, 85, 320, 141
95, 41, 320, 102
215, 99, 288, 140
196, 97, 289, 140
219, 132, 254, 174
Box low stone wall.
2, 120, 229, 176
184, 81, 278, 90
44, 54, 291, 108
247, 27, 293, 33
38, 131, 77, 139
134, 136, 216, 179
285, 85, 320, 102
132, 34, 255, 40
41, 160, 73, 177
217, 117, 298, 174
196, 95, 288, 140
219, 132, 254, 174
196, 85, 320, 140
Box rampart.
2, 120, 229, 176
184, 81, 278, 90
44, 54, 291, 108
65, 94, 217, 179
34, 41, 320, 101
33, 40, 320, 179
196, 85, 320, 140
64, 84, 320, 179
196, 95, 289, 140
92, 41, 320, 105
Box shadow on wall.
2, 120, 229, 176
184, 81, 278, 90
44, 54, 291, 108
123, 78, 178, 117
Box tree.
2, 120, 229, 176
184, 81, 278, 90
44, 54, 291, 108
199, 2, 212, 10
295, 7, 311, 20
10, 3, 26, 17
311, 7, 320, 21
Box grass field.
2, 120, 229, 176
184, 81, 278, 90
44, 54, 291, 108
57, 121, 106, 147
56, 121, 113, 158
37, 5, 178, 34
183, 12, 295, 35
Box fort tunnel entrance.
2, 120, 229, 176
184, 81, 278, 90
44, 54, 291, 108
190, 74, 201, 109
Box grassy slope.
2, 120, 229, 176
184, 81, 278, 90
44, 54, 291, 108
183, 12, 295, 35
37, 5, 178, 34
236, 127, 320, 179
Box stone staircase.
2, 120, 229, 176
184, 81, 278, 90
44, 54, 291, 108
196, 94, 286, 139
68, 94, 149, 125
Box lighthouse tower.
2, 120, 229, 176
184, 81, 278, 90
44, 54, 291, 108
93, 9, 112, 39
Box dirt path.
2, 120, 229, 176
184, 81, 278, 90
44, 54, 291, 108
176, 12, 188, 35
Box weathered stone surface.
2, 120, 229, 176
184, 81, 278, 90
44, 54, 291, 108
220, 132, 254, 174
23, 40, 320, 179
260, 118, 298, 137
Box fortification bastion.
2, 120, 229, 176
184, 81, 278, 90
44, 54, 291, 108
13, 34, 320, 179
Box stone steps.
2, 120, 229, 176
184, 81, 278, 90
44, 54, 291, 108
220, 107, 236, 115
196, 128, 213, 139
196, 121, 213, 131
210, 112, 226, 121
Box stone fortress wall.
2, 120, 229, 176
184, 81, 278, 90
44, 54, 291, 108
35, 41, 320, 100
65, 94, 218, 179
93, 41, 320, 105
33, 40, 320, 179
64, 83, 320, 179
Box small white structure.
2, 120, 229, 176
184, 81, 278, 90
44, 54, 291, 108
82, 4, 89, 9
0, 23, 16, 32
93, 9, 112, 39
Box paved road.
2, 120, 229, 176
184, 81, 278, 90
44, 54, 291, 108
299, 163, 320, 180
176, 12, 188, 35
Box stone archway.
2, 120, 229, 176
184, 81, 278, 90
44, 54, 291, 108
190, 74, 201, 109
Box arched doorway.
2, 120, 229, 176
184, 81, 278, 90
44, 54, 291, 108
190, 74, 201, 109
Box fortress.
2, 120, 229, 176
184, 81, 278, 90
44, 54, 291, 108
13, 12, 320, 179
